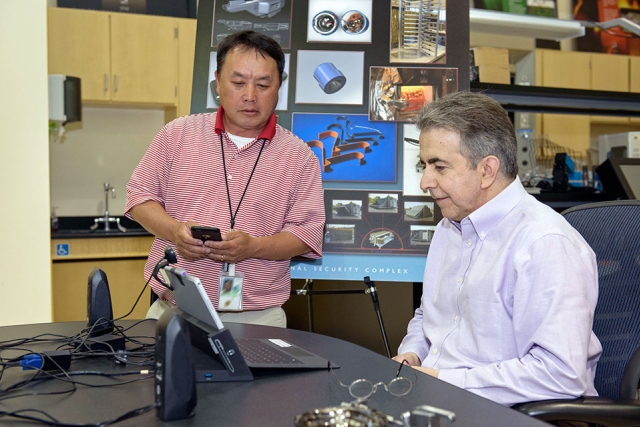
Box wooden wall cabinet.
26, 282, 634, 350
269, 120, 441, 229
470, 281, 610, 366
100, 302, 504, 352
589, 52, 630, 124
631, 57, 640, 93
590, 52, 630, 92
48, 7, 192, 106
51, 236, 154, 321
537, 49, 591, 89
631, 57, 640, 125
177, 18, 197, 117
109, 12, 177, 104
47, 8, 111, 101
517, 49, 638, 156
533, 50, 591, 155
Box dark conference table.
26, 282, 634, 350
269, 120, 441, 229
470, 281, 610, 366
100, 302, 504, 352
0, 321, 549, 426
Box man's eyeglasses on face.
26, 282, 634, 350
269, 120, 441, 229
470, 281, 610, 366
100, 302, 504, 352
328, 361, 417, 402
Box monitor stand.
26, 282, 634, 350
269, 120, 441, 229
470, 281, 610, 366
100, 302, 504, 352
176, 308, 253, 382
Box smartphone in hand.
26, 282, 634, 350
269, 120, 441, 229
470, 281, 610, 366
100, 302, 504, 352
190, 226, 222, 242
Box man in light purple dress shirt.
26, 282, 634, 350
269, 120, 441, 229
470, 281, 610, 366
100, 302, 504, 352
393, 91, 602, 406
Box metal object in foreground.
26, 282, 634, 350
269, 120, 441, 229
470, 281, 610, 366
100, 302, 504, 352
294, 403, 456, 427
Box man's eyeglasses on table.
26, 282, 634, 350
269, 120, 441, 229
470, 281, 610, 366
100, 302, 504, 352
328, 360, 417, 402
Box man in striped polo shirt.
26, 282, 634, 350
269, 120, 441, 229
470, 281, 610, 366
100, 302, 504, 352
125, 31, 325, 328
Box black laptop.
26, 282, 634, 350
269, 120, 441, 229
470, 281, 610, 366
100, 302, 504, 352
163, 266, 331, 374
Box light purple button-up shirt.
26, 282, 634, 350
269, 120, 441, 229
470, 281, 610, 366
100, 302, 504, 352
398, 178, 602, 406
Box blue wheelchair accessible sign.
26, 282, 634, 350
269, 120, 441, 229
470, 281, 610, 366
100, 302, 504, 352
56, 243, 69, 256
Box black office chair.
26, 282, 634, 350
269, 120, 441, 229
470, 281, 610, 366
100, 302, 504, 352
514, 200, 640, 426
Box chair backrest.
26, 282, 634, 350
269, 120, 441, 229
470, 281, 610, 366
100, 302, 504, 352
562, 200, 640, 399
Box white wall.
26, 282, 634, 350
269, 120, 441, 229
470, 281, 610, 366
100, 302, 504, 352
0, 0, 51, 326
49, 106, 166, 216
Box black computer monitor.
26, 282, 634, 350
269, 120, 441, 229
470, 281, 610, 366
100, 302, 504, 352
596, 158, 640, 200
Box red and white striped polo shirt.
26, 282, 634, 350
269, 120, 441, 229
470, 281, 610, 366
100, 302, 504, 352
126, 109, 325, 310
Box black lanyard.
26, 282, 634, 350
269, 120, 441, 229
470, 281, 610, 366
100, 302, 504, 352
219, 133, 267, 230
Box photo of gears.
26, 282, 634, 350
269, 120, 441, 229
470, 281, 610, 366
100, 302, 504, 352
211, 0, 293, 48
307, 0, 372, 43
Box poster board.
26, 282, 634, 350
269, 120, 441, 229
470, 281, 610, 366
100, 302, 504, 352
190, 0, 470, 282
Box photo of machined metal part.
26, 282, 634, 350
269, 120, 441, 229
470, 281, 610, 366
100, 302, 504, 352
222, 0, 284, 18
334, 115, 384, 142
313, 10, 338, 36
253, 22, 289, 31
312, 11, 339, 35
313, 62, 347, 94
212, 0, 292, 48
296, 50, 364, 105
341, 10, 369, 34
217, 19, 252, 31
294, 113, 396, 183
307, 0, 372, 43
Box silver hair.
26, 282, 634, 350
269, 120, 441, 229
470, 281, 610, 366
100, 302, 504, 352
414, 91, 518, 179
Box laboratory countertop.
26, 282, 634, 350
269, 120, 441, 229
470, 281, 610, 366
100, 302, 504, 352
51, 216, 152, 239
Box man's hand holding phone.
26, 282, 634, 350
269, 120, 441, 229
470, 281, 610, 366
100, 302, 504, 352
190, 225, 229, 265
190, 226, 222, 242
187, 225, 256, 265
168, 222, 215, 261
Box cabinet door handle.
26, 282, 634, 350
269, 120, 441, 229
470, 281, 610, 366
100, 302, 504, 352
104, 73, 109, 92
114, 74, 119, 92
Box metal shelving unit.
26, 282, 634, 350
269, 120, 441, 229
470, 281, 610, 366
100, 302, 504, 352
470, 82, 640, 117
392, 0, 445, 63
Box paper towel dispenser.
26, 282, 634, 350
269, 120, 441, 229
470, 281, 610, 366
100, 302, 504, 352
48, 75, 81, 124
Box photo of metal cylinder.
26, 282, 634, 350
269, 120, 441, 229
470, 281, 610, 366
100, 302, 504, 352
341, 10, 369, 35
312, 10, 339, 35
313, 62, 347, 94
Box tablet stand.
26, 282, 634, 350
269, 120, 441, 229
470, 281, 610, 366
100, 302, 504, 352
176, 308, 253, 382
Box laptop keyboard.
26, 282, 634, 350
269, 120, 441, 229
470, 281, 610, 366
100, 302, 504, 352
235, 339, 304, 365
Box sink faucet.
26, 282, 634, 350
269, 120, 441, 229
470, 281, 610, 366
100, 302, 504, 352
103, 182, 114, 230
90, 182, 127, 232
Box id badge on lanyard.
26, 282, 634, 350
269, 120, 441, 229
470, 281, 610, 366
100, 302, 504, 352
218, 268, 244, 311
217, 134, 265, 312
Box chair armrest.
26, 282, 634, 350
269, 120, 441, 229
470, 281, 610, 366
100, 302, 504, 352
621, 346, 640, 400
513, 397, 640, 427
